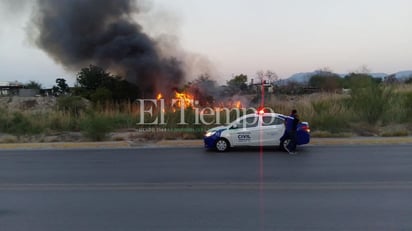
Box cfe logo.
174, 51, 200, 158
238, 134, 251, 142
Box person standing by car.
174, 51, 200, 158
284, 109, 299, 154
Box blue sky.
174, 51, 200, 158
0, 0, 411, 87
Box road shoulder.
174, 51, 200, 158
0, 136, 412, 150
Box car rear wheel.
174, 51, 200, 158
215, 139, 230, 152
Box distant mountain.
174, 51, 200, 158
276, 70, 412, 84
275, 71, 320, 85
287, 71, 318, 83
370, 71, 412, 80
277, 70, 340, 84
369, 73, 388, 79
392, 70, 412, 80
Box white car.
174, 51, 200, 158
203, 112, 310, 152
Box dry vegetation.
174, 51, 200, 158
1, 84, 412, 143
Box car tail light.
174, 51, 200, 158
300, 123, 310, 133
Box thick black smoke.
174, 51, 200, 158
31, 0, 184, 97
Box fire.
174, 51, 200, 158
175, 91, 195, 108
155, 91, 244, 110
156, 91, 195, 109
156, 93, 163, 100
235, 101, 242, 109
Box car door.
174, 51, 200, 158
261, 115, 285, 145
227, 115, 260, 146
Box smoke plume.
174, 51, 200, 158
30, 0, 184, 97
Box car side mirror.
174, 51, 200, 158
230, 124, 238, 129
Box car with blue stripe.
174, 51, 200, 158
204, 112, 310, 152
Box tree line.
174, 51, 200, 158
24, 65, 412, 103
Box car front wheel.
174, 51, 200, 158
215, 139, 230, 152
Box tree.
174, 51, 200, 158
343, 73, 379, 89
77, 65, 111, 91
52, 78, 70, 96
352, 65, 371, 75
25, 81, 42, 90
189, 74, 219, 105
256, 70, 278, 83
109, 76, 140, 101
383, 75, 399, 84
264, 70, 279, 83
90, 87, 113, 103
309, 71, 343, 92
405, 77, 412, 84
227, 74, 248, 94
75, 65, 140, 102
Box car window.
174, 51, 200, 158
262, 116, 284, 126
234, 116, 259, 128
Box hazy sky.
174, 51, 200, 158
0, 0, 411, 87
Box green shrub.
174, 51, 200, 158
310, 99, 351, 133
109, 113, 137, 129
90, 87, 112, 103
0, 112, 43, 135
57, 96, 87, 116
350, 84, 392, 124
46, 112, 80, 131
0, 107, 7, 131
379, 92, 408, 124
79, 114, 114, 141
403, 92, 412, 122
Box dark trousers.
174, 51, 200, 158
287, 131, 297, 152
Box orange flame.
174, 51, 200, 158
156, 93, 163, 100
155, 91, 194, 110
235, 101, 242, 109
175, 91, 195, 108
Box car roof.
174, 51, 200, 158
240, 112, 284, 117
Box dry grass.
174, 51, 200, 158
0, 135, 18, 143
379, 124, 410, 137
1, 84, 412, 141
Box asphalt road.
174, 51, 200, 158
1, 144, 412, 231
